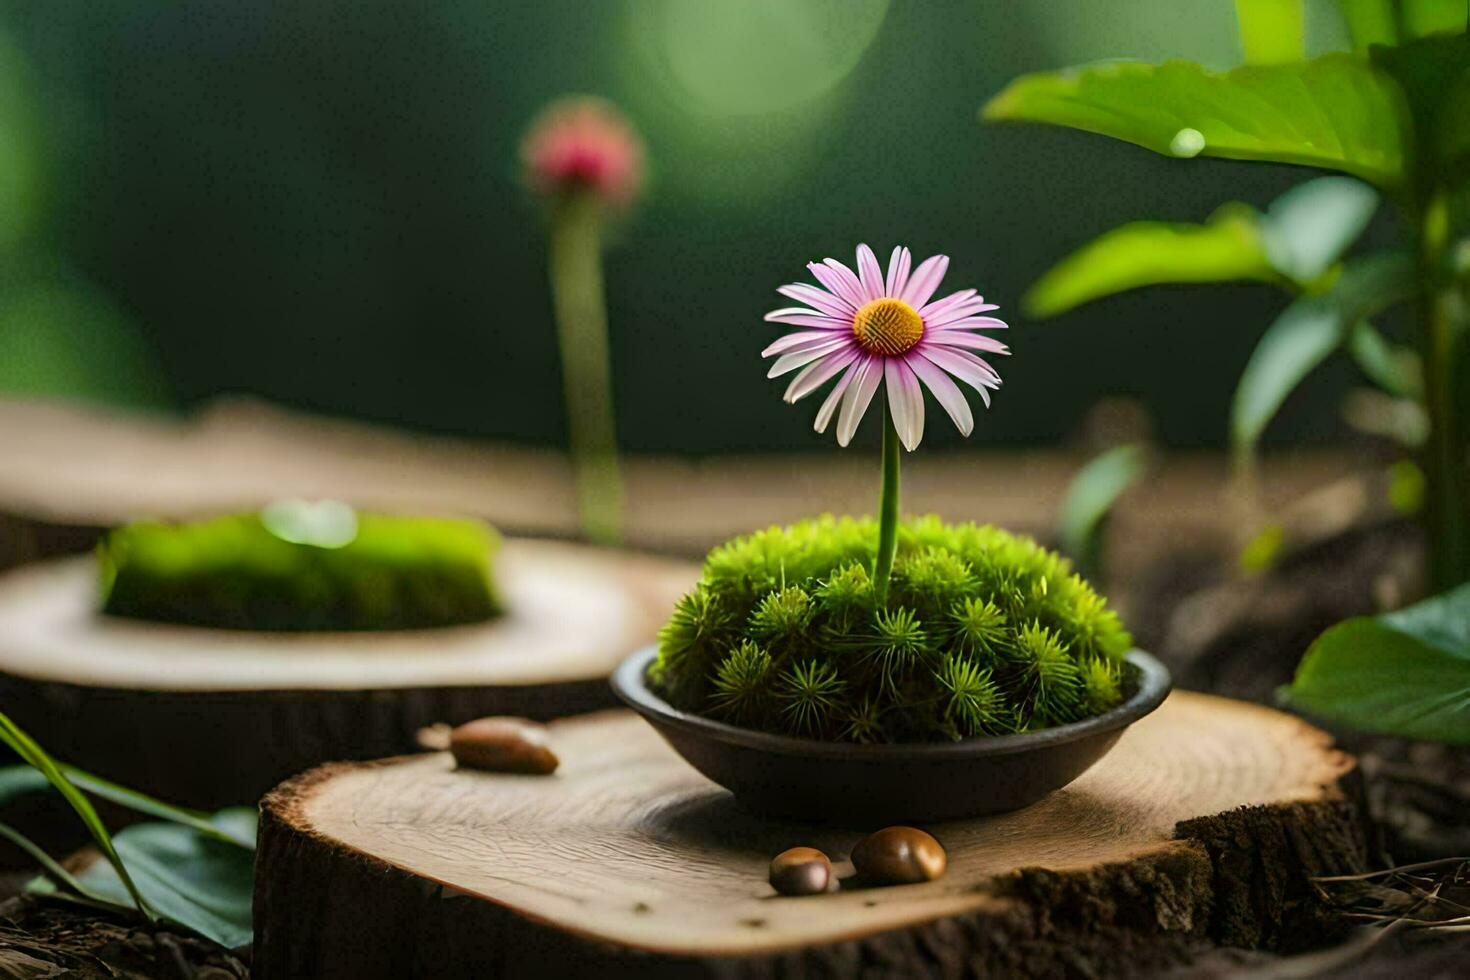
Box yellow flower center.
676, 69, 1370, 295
852, 298, 923, 356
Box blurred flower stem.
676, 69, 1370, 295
549, 191, 623, 546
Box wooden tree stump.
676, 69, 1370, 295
255, 695, 1366, 979
0, 541, 693, 808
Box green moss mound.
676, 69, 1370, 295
650, 515, 1134, 743
99, 511, 502, 631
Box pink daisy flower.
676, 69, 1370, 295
520, 96, 645, 208
763, 245, 1009, 450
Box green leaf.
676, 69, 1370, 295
1024, 204, 1273, 317
0, 762, 252, 849
1057, 444, 1150, 573
1400, 0, 1468, 38
1285, 581, 1470, 743
0, 766, 48, 807
1372, 32, 1470, 187
0, 710, 152, 920
1259, 176, 1379, 284
1336, 0, 1398, 50
1234, 0, 1305, 63
1347, 319, 1423, 397
0, 822, 97, 901
1232, 252, 1414, 451
983, 55, 1409, 188
31, 813, 256, 949
61, 765, 253, 849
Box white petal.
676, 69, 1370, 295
820, 259, 867, 309
785, 347, 859, 403
919, 346, 1001, 405
836, 357, 882, 447
885, 246, 911, 297
900, 254, 949, 309
808, 262, 862, 309
884, 359, 925, 451
856, 244, 884, 302
764, 307, 848, 329
924, 297, 997, 327
923, 330, 1010, 355
907, 354, 973, 437
918, 289, 976, 323
815, 359, 859, 433
762, 330, 844, 357
930, 313, 1005, 330
766, 338, 848, 378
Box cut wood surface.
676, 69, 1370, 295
255, 695, 1366, 979
0, 540, 694, 807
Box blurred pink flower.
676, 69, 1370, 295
521, 96, 645, 208
763, 244, 1009, 451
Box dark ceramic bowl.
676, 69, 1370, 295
612, 646, 1171, 823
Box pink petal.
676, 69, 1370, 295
762, 330, 848, 358
821, 258, 867, 309
900, 254, 949, 309
918, 289, 976, 323
929, 312, 1005, 330
918, 346, 1000, 407
777, 283, 850, 319
767, 338, 849, 378
885, 246, 911, 298
856, 244, 884, 302
922, 331, 1010, 355
836, 356, 882, 447
884, 358, 926, 451
764, 307, 849, 329
785, 347, 860, 403
808, 262, 865, 310
924, 296, 997, 328
814, 359, 860, 433
907, 353, 973, 437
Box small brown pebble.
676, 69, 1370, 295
850, 826, 946, 885
449, 717, 559, 774
768, 846, 832, 896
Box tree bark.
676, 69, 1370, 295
254, 696, 1367, 979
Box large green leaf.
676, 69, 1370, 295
1258, 176, 1379, 284
983, 54, 1409, 188
1337, 0, 1398, 50
30, 812, 257, 949
1285, 582, 1470, 743
1373, 32, 1470, 187
1232, 252, 1413, 450
1234, 0, 1305, 63
1400, 0, 1468, 38
1024, 204, 1273, 317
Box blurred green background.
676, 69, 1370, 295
0, 0, 1398, 452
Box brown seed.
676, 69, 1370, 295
768, 846, 832, 896
449, 717, 559, 775
850, 826, 947, 885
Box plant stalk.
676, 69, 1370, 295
1416, 192, 1469, 590
874, 404, 901, 604
547, 192, 624, 546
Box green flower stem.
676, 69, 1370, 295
548, 192, 624, 546
874, 403, 901, 604
1415, 191, 1468, 590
